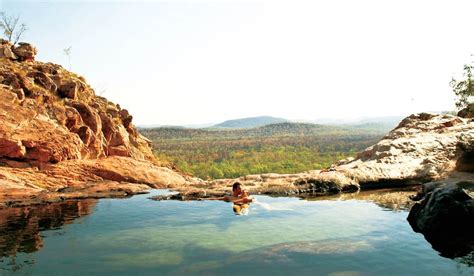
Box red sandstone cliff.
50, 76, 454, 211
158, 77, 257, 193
0, 41, 192, 207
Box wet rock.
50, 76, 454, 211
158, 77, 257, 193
407, 178, 474, 258
150, 194, 183, 201
294, 177, 355, 195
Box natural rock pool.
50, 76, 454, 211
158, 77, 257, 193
0, 190, 472, 275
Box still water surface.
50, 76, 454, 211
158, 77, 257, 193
0, 190, 472, 275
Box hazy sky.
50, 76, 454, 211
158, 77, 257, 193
2, 0, 474, 125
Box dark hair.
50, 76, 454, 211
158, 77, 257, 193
232, 182, 242, 191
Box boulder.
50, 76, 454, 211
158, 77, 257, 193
407, 179, 474, 258
0, 40, 17, 59
76, 125, 93, 146
65, 107, 82, 131
0, 70, 37, 97
456, 133, 474, 172
0, 137, 26, 158
68, 102, 101, 134
58, 82, 78, 99
120, 109, 133, 128
12, 42, 37, 61
27, 71, 57, 92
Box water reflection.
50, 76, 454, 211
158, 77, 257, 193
303, 188, 417, 211
232, 203, 250, 216
0, 199, 97, 258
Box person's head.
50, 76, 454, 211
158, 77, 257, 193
232, 182, 242, 195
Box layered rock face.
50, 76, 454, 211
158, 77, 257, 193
0, 50, 154, 162
164, 113, 473, 200
0, 42, 191, 207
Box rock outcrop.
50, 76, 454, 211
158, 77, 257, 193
0, 42, 194, 208
406, 128, 474, 258
407, 173, 474, 258
338, 113, 473, 185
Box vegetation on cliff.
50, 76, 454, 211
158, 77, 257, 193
451, 58, 474, 117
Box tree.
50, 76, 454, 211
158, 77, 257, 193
450, 60, 474, 110
0, 12, 27, 45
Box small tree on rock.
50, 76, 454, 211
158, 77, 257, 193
450, 60, 474, 111
0, 12, 27, 45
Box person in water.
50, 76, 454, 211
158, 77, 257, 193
206, 182, 253, 204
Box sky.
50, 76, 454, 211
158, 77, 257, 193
1, 0, 474, 126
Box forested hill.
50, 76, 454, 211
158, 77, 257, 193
139, 122, 391, 179
139, 122, 391, 140
212, 116, 288, 128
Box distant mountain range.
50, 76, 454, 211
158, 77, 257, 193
210, 115, 404, 132
212, 116, 288, 129
139, 121, 393, 141
138, 115, 407, 131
